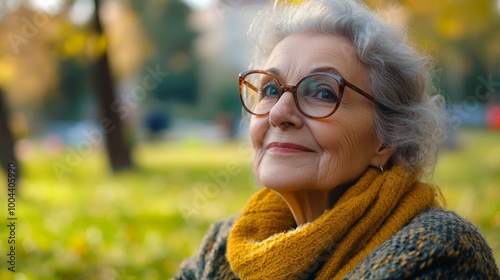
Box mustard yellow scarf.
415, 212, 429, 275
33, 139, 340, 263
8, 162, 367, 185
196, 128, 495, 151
226, 166, 439, 279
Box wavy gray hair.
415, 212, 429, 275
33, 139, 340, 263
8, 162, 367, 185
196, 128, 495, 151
247, 0, 446, 178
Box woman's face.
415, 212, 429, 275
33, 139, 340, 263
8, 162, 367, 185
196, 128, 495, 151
250, 33, 390, 192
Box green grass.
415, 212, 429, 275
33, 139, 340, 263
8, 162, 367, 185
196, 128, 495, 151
0, 128, 499, 279
434, 128, 500, 265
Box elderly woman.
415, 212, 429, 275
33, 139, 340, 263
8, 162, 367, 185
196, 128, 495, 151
174, 0, 499, 279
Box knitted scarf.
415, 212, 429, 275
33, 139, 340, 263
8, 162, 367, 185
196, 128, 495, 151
226, 166, 439, 280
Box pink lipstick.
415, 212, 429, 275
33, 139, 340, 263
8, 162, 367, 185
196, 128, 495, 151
267, 142, 314, 153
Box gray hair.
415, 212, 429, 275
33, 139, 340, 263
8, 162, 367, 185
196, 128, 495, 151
247, 0, 447, 178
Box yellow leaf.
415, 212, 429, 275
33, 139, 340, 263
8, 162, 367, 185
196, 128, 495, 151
0, 57, 15, 85
62, 32, 87, 58
69, 234, 89, 256
436, 18, 464, 40
274, 0, 304, 7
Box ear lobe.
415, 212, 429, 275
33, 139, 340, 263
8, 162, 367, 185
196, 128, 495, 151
370, 144, 393, 168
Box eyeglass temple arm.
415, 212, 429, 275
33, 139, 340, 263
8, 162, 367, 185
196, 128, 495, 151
241, 80, 260, 93
345, 82, 394, 112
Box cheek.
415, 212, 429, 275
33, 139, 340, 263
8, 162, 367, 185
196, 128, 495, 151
313, 115, 377, 160
249, 116, 268, 154
336, 121, 367, 160
249, 117, 268, 177
311, 115, 378, 187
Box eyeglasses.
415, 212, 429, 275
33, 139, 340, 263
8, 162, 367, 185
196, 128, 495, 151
239, 70, 390, 119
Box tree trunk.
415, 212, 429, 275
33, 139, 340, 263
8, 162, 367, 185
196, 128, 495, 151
92, 0, 133, 171
0, 88, 19, 182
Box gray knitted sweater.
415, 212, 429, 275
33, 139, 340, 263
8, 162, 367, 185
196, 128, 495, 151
174, 209, 499, 279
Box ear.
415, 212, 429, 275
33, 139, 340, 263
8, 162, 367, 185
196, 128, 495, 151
369, 143, 393, 169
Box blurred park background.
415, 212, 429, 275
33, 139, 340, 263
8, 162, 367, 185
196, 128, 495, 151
0, 0, 499, 279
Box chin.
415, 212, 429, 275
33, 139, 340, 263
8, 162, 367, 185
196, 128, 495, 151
257, 170, 312, 192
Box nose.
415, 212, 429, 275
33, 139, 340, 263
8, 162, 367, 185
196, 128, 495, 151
268, 91, 304, 129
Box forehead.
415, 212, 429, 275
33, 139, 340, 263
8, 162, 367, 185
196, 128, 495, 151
264, 33, 366, 83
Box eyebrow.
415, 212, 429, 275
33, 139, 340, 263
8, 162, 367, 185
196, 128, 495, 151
264, 66, 343, 80
265, 67, 281, 77
309, 67, 342, 76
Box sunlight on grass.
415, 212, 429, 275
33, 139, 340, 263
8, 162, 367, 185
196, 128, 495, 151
0, 129, 498, 279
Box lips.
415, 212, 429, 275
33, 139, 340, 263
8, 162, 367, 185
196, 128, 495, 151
267, 142, 314, 153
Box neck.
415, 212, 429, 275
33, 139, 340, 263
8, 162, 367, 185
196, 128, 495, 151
277, 186, 349, 226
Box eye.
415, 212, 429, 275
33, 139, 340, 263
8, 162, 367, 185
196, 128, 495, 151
313, 85, 339, 103
260, 82, 279, 98
301, 81, 339, 103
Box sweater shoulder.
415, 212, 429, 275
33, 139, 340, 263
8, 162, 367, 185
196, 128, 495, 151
172, 216, 239, 280
346, 208, 500, 279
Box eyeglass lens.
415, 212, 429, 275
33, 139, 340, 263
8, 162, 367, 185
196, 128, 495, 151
241, 72, 341, 118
